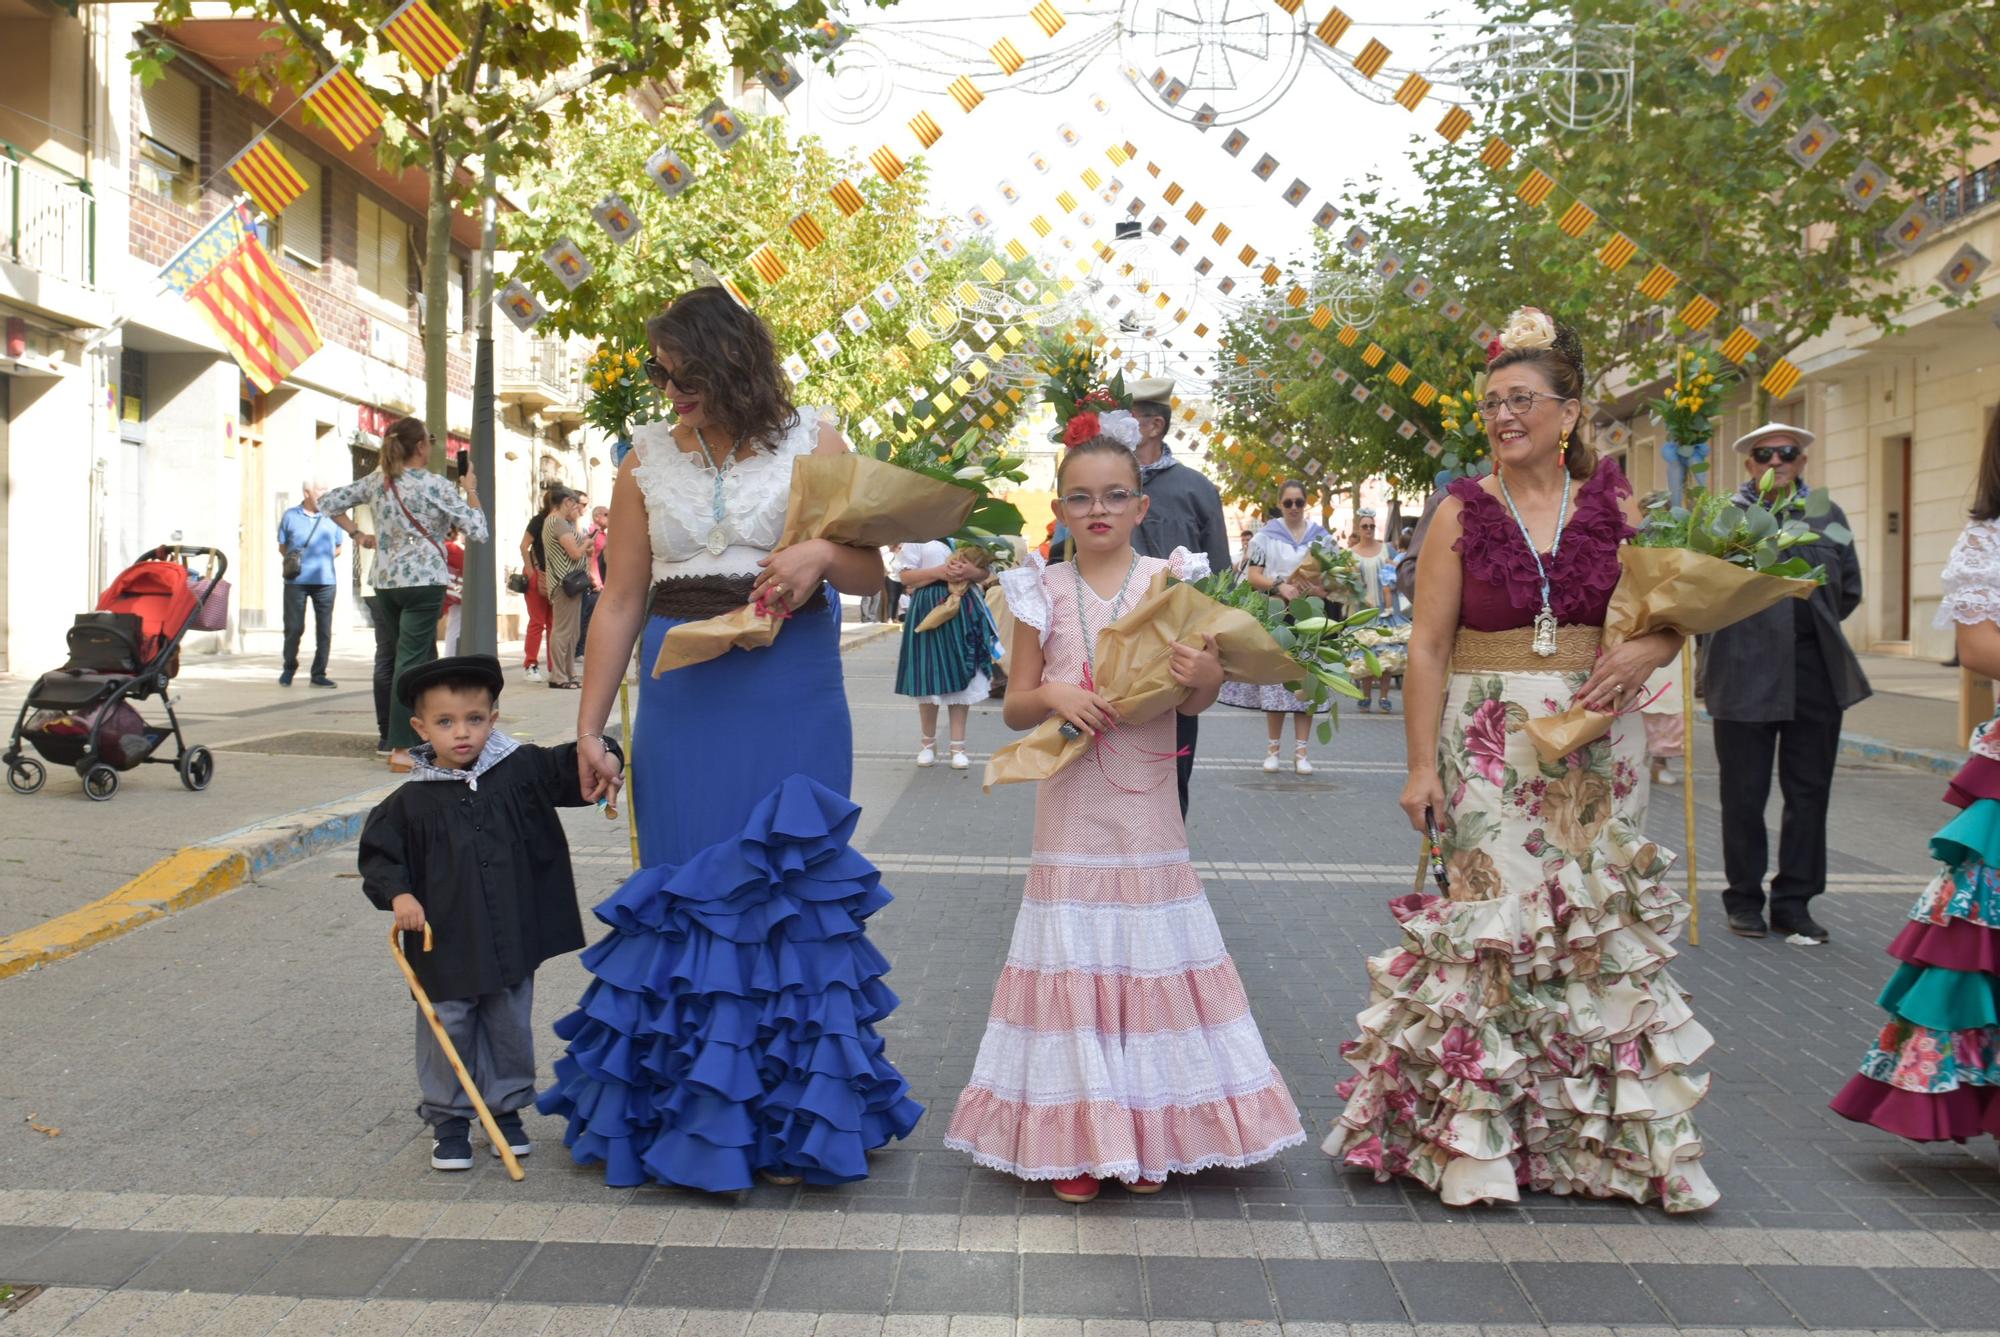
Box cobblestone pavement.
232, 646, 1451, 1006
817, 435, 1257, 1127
2, 640, 1996, 1335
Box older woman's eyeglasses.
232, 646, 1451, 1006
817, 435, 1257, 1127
1478, 390, 1572, 418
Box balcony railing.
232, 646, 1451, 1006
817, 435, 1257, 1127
0, 147, 95, 289
498, 331, 577, 409
1925, 158, 2000, 227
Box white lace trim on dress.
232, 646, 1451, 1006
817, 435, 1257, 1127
1938, 519, 2000, 630
1167, 546, 1211, 582
998, 552, 1051, 643
960, 1015, 1290, 1108
1031, 847, 1191, 869
630, 408, 821, 582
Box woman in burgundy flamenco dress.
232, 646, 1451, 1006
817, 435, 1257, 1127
1832, 416, 2000, 1140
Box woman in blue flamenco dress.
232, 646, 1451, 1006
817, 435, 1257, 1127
1832, 416, 2000, 1141
545, 286, 921, 1190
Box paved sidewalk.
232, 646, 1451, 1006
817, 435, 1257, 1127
1, 640, 1996, 1335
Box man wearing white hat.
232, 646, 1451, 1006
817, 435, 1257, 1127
1128, 374, 1231, 819
1699, 422, 1869, 944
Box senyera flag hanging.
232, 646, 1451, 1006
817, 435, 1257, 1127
302, 67, 385, 152
379, 0, 464, 79
226, 138, 308, 217
161, 204, 323, 394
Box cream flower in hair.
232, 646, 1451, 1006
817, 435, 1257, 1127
1097, 409, 1143, 449
1499, 306, 1558, 353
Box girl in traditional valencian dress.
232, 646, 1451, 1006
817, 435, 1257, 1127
1325, 308, 1718, 1212
944, 431, 1306, 1203
1832, 412, 2000, 1140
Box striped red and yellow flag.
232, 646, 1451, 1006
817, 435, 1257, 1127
1005, 238, 1030, 262
1555, 200, 1597, 238
788, 212, 826, 251
379, 0, 463, 79
1677, 294, 1720, 333
1719, 325, 1762, 364
1285, 285, 1308, 308
1516, 168, 1556, 208
1636, 262, 1678, 302
948, 76, 984, 113
1387, 362, 1411, 386
1030, 1, 1066, 37
979, 258, 1007, 283
1213, 222, 1232, 244
869, 146, 905, 181
1337, 324, 1360, 347
1597, 232, 1638, 271
161, 206, 321, 394
1030, 214, 1053, 237
1309, 305, 1333, 331
909, 110, 943, 148
829, 179, 866, 217
748, 245, 788, 286
1081, 166, 1103, 190
1412, 382, 1438, 407
1761, 358, 1802, 400
1238, 244, 1258, 265
1478, 137, 1514, 171
1315, 8, 1352, 47
1361, 342, 1386, 367
227, 137, 308, 217
1272, 0, 1301, 12
1437, 105, 1473, 143
303, 68, 384, 151
1055, 190, 1078, 212
1106, 143, 1129, 166
1163, 181, 1184, 205
1392, 73, 1430, 111
990, 37, 1025, 75
1352, 38, 1390, 79
1185, 201, 1206, 224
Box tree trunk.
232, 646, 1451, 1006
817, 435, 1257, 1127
423, 78, 452, 473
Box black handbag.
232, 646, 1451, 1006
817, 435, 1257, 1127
281, 512, 324, 581
560, 567, 591, 598
506, 570, 529, 595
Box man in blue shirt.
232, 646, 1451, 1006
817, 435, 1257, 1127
278, 480, 345, 687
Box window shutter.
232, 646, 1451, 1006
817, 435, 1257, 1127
355, 197, 380, 295
140, 72, 201, 162
281, 153, 323, 266
377, 205, 407, 311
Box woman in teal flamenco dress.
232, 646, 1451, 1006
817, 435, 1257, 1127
1832, 421, 2000, 1140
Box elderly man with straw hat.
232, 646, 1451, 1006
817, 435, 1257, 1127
1698, 422, 1869, 945
1127, 374, 1232, 819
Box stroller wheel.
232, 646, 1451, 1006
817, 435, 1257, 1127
6, 758, 45, 795
82, 763, 119, 802
178, 745, 215, 792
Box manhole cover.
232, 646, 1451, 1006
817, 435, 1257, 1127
225, 731, 382, 759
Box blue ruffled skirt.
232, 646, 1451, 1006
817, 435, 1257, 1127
537, 600, 922, 1189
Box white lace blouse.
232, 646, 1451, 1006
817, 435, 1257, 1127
628, 408, 822, 581
1000, 546, 1211, 647
1938, 519, 2000, 759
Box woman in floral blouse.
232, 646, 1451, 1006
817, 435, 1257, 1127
321, 417, 489, 772
1323, 308, 1717, 1213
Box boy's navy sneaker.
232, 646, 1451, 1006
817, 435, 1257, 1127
431, 1118, 474, 1170
491, 1111, 532, 1158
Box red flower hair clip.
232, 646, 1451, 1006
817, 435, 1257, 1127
1063, 411, 1101, 447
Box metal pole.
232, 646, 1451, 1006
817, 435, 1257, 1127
1682, 639, 1699, 947
460, 73, 500, 658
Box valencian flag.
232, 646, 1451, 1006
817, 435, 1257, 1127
162, 205, 322, 393
226, 138, 308, 217
380, 0, 464, 79
303, 67, 384, 151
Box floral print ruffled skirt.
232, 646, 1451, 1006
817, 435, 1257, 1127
1325, 668, 1720, 1213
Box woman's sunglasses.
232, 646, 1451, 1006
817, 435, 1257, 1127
1280, 497, 1307, 509
1750, 445, 1803, 464
643, 357, 699, 394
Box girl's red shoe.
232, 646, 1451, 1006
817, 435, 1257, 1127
1126, 1178, 1166, 1194
1052, 1175, 1100, 1203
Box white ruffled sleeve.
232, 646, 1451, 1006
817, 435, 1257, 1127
1936, 520, 2000, 629
998, 552, 1052, 645
1168, 546, 1212, 582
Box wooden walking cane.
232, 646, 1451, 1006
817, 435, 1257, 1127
389, 924, 525, 1181
1681, 641, 1700, 947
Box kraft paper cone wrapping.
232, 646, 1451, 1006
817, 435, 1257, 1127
1522, 546, 1817, 764
987, 584, 1016, 655
656, 454, 979, 675
983, 570, 1300, 790
914, 581, 970, 633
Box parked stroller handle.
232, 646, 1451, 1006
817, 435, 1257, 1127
147, 544, 229, 583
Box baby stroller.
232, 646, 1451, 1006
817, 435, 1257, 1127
4, 545, 226, 801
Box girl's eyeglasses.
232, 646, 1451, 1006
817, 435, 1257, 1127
1059, 488, 1138, 514
643, 357, 698, 393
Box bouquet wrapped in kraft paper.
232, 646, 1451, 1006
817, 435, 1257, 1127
1521, 545, 1815, 764
654, 454, 976, 674
913, 548, 996, 633
982, 569, 1299, 791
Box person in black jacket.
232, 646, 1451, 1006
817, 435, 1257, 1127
360, 655, 622, 1171
1697, 424, 1869, 944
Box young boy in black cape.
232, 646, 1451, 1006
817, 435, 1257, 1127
359, 654, 622, 1170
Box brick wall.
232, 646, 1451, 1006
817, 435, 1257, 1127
129, 66, 473, 398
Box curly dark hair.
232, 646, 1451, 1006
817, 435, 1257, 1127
645, 286, 800, 449
1487, 315, 1596, 480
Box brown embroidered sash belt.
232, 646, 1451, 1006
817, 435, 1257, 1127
650, 575, 827, 620
1451, 625, 1601, 674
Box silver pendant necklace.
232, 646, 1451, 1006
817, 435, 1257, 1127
1496, 472, 1572, 657
691, 424, 743, 557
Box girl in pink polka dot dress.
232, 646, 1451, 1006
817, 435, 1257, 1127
943, 435, 1306, 1203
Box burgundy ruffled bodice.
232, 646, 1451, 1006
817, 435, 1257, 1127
1451, 459, 1634, 633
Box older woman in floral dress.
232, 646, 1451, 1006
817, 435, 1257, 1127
1324, 308, 1718, 1213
